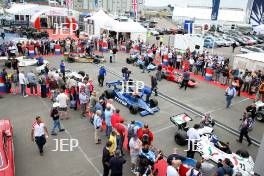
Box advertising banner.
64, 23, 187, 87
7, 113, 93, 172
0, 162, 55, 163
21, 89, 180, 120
211, 0, 220, 20
250, 0, 264, 25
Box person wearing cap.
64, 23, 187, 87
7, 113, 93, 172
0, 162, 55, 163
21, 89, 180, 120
50, 103, 65, 135
215, 158, 234, 176
98, 66, 106, 87
109, 150, 126, 176
102, 141, 112, 176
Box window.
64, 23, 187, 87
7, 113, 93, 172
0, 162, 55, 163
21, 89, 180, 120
20, 15, 24, 21
15, 15, 19, 21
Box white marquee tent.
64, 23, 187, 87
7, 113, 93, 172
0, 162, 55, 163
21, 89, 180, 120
233, 53, 264, 72
253, 25, 264, 35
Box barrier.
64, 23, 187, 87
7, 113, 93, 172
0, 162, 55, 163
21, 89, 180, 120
55, 44, 61, 55
101, 42, 108, 52
0, 74, 6, 94
28, 45, 35, 57
163, 54, 169, 66
205, 68, 213, 81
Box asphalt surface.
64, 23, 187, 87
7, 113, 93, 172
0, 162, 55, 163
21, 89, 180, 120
0, 49, 261, 176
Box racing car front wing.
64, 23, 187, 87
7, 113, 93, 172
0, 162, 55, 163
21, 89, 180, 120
140, 106, 160, 116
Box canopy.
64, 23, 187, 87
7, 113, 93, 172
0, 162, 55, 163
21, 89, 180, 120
253, 25, 264, 35
233, 53, 264, 72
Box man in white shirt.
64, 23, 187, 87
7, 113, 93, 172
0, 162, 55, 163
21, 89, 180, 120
56, 89, 69, 119
186, 124, 201, 158
31, 116, 49, 156
166, 158, 180, 176
129, 134, 142, 173
225, 84, 236, 108
19, 71, 28, 97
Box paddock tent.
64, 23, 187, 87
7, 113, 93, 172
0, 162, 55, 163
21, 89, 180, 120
253, 25, 264, 35
104, 20, 147, 42
233, 53, 264, 72
174, 34, 204, 52
84, 9, 115, 36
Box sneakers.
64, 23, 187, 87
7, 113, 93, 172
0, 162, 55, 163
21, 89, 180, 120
59, 129, 65, 132
23, 95, 28, 97
51, 133, 57, 136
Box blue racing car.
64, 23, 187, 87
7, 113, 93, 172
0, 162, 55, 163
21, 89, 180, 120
105, 80, 160, 116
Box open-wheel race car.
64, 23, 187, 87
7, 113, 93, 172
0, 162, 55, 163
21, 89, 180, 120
16, 56, 49, 67
162, 68, 197, 87
126, 53, 141, 64
0, 120, 15, 176
67, 53, 105, 64
255, 101, 264, 121
196, 134, 255, 176
105, 80, 160, 116
170, 113, 213, 146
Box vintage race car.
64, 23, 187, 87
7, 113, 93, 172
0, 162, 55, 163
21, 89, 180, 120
0, 119, 15, 176
197, 135, 255, 176
126, 53, 141, 64
17, 56, 48, 67
67, 53, 105, 64
162, 68, 197, 87
255, 101, 264, 121
105, 80, 160, 116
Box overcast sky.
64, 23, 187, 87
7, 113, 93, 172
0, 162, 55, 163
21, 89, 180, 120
144, 0, 249, 9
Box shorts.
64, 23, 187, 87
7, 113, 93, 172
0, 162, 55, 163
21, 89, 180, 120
59, 107, 67, 111
130, 155, 138, 164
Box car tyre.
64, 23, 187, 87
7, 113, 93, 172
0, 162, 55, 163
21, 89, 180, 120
104, 89, 114, 99
129, 105, 138, 114
174, 130, 188, 146
78, 71, 85, 77
126, 58, 131, 64
149, 98, 158, 108
256, 112, 264, 122
236, 149, 249, 158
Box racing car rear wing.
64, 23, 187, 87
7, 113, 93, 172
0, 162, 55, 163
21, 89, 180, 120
106, 80, 123, 88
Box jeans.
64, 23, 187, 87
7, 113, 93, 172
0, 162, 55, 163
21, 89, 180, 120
52, 119, 62, 134
35, 135, 46, 154
20, 84, 27, 96
226, 95, 233, 108
106, 125, 112, 137
239, 127, 251, 144
29, 83, 38, 95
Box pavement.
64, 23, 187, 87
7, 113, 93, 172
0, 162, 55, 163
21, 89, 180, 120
0, 50, 261, 176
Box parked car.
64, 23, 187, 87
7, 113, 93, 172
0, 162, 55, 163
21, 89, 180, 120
149, 29, 159, 36
240, 46, 264, 53
232, 36, 247, 46
204, 39, 215, 48
242, 36, 257, 45
0, 120, 15, 176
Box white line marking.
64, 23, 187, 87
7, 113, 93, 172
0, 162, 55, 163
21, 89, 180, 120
39, 97, 102, 176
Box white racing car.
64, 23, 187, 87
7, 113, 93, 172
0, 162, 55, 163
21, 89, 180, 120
197, 135, 255, 176
17, 56, 49, 67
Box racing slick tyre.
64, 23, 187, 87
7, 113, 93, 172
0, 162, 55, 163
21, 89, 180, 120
174, 130, 188, 146
126, 58, 132, 64
236, 149, 249, 158
104, 89, 114, 99
256, 112, 264, 122
78, 71, 85, 77
129, 105, 138, 114
149, 98, 158, 108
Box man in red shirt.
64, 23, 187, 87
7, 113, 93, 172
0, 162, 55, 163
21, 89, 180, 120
111, 109, 124, 128
137, 124, 154, 145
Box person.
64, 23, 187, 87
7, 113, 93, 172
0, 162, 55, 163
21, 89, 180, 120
105, 104, 113, 137
50, 102, 65, 135
199, 155, 216, 176
60, 60, 65, 80
112, 47, 118, 62
138, 144, 156, 176
129, 133, 142, 174
2, 68, 11, 93
200, 113, 215, 127
19, 71, 28, 97
137, 124, 154, 146
166, 158, 180, 176
109, 131, 117, 156
237, 114, 252, 146
258, 79, 264, 102
49, 76, 59, 102
102, 141, 112, 176
180, 69, 190, 90
0, 30, 5, 40
89, 91, 98, 118
186, 161, 201, 176
39, 75, 47, 98
231, 42, 237, 53
225, 84, 236, 108
11, 70, 19, 95
56, 89, 69, 120
127, 120, 138, 150
186, 124, 201, 158
79, 89, 89, 118
151, 75, 158, 96
94, 110, 102, 144
244, 103, 257, 120
141, 86, 152, 103
98, 66, 106, 87
27, 70, 38, 95
31, 116, 49, 156
215, 158, 234, 176
109, 150, 126, 176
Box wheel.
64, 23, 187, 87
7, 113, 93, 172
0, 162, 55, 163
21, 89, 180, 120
256, 112, 264, 122
126, 58, 131, 64
236, 149, 249, 158
129, 105, 138, 114
78, 71, 85, 77
149, 98, 158, 108
174, 130, 188, 146
104, 89, 114, 99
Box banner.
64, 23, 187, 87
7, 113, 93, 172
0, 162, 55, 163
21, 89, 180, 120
211, 0, 220, 20
132, 0, 137, 18
250, 0, 264, 25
